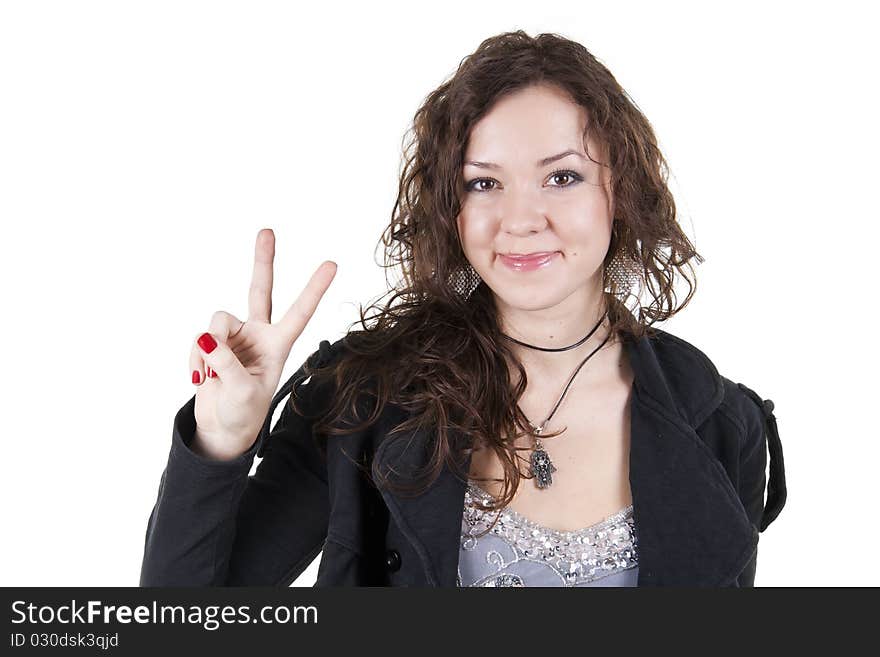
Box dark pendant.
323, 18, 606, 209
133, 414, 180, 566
529, 445, 558, 489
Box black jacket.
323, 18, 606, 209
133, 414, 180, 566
139, 327, 786, 587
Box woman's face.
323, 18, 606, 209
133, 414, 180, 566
456, 83, 614, 312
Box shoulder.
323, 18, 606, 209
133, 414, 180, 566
305, 336, 350, 369
274, 336, 351, 419
295, 333, 362, 386
641, 327, 768, 436
287, 332, 385, 421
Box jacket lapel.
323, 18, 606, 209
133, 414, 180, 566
372, 328, 758, 587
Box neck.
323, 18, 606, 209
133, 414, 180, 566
496, 287, 618, 385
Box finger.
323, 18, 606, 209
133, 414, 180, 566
189, 340, 206, 385
194, 311, 251, 391
248, 228, 275, 323
278, 260, 337, 344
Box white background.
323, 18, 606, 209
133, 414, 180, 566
2, 0, 876, 587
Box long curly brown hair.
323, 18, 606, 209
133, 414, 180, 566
289, 30, 703, 516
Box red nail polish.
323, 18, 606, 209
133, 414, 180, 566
208, 367, 216, 378
192, 370, 201, 384
198, 332, 218, 353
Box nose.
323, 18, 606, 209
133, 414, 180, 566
498, 188, 548, 236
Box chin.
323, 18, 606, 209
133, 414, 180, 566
493, 286, 569, 312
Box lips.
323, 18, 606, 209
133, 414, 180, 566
499, 251, 560, 272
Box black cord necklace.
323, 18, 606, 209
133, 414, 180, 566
500, 311, 610, 489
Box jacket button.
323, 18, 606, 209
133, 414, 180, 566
385, 549, 402, 572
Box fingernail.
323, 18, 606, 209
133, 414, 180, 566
198, 332, 218, 353
208, 367, 216, 378
192, 370, 201, 384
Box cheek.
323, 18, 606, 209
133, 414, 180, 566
567, 195, 612, 234
556, 212, 612, 261
457, 212, 495, 252
557, 216, 606, 250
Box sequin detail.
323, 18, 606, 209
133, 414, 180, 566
457, 481, 639, 587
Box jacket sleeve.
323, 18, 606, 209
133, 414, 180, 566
732, 382, 787, 587
139, 341, 337, 586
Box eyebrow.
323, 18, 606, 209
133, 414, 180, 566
464, 149, 587, 170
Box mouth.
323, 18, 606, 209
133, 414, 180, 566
498, 251, 560, 272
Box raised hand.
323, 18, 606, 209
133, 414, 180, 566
188, 228, 337, 460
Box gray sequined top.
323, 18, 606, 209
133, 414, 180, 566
457, 480, 640, 587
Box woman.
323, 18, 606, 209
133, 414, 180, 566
139, 30, 786, 587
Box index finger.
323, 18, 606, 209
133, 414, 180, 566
248, 228, 276, 322
278, 260, 338, 343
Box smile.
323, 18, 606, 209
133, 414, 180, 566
498, 251, 560, 272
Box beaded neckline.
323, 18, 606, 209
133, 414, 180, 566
465, 479, 634, 537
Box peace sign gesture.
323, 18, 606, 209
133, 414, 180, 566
188, 228, 337, 461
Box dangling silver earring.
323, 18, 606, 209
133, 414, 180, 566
448, 262, 482, 300
604, 253, 640, 293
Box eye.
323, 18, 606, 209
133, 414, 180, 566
547, 168, 584, 187
464, 178, 498, 193
464, 168, 584, 193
